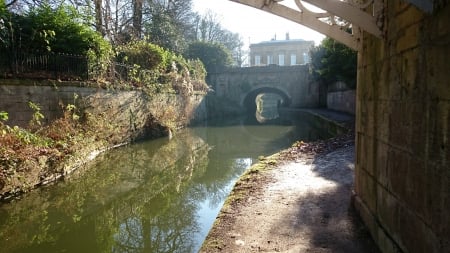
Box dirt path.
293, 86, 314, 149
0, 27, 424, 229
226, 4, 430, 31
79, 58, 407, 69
200, 135, 380, 253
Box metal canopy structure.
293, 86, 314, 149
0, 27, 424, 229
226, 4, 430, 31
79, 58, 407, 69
229, 0, 434, 50
229, 0, 385, 51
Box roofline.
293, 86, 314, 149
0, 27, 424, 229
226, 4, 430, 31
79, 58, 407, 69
250, 39, 315, 47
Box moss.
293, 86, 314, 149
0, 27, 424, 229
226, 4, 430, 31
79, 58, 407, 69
201, 238, 225, 251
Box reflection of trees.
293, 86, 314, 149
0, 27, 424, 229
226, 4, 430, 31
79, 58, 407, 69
113, 192, 199, 253
190, 157, 251, 208
0, 115, 335, 253
0, 130, 211, 253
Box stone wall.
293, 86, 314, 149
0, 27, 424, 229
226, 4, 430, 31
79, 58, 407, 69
327, 90, 355, 115
0, 80, 207, 141
0, 80, 95, 127
354, 2, 449, 253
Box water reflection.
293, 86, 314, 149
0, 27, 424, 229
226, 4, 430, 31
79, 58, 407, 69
0, 112, 332, 253
255, 93, 283, 123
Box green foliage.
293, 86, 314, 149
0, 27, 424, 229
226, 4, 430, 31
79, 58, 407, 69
0, 4, 111, 58
28, 101, 44, 128
113, 40, 207, 93
0, 111, 8, 122
116, 40, 170, 71
184, 41, 233, 73
310, 37, 357, 88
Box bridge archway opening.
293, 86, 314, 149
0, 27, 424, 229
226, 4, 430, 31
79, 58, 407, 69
242, 87, 291, 123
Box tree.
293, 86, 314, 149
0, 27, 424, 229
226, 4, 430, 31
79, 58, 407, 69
143, 0, 195, 53
310, 37, 357, 88
192, 10, 244, 66
184, 41, 232, 73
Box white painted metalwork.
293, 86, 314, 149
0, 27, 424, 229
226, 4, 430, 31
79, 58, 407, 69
229, 0, 385, 50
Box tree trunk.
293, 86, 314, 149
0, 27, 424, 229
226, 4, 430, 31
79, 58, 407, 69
133, 0, 143, 38
94, 0, 104, 36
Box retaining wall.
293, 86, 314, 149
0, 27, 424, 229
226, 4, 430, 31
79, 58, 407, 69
327, 90, 356, 115
0, 80, 207, 141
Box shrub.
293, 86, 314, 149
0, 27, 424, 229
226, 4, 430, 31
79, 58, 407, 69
116, 40, 170, 71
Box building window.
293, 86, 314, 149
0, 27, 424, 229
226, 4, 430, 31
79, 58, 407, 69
290, 54, 296, 65
267, 55, 273, 65
303, 53, 310, 64
278, 54, 285, 66
255, 55, 261, 66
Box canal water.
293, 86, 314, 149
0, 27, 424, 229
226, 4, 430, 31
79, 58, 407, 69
0, 111, 333, 253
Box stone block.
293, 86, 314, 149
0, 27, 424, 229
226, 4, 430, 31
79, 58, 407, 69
365, 136, 376, 177
375, 63, 393, 101
388, 101, 413, 148
399, 49, 423, 99
426, 104, 448, 163
357, 99, 376, 137
425, 46, 450, 101
355, 167, 377, 213
405, 156, 427, 218
397, 204, 440, 253
387, 147, 409, 197
376, 225, 402, 253
356, 133, 374, 172
353, 194, 379, 243
376, 185, 405, 252
374, 100, 390, 142
375, 140, 389, 188
409, 102, 428, 157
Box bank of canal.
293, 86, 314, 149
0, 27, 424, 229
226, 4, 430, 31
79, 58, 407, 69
0, 110, 347, 253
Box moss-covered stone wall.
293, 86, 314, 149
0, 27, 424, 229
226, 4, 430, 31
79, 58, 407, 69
0, 80, 206, 141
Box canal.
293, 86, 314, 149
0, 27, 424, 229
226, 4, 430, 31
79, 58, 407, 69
0, 111, 334, 253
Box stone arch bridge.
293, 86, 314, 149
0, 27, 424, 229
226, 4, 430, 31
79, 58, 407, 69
207, 64, 319, 111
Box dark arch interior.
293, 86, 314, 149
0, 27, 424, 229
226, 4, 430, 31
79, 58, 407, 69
242, 87, 291, 113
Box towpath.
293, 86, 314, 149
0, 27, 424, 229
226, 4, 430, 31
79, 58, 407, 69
200, 110, 380, 253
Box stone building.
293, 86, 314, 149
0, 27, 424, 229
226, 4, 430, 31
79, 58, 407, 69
249, 34, 314, 66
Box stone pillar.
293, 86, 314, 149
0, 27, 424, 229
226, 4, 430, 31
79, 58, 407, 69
354, 2, 449, 253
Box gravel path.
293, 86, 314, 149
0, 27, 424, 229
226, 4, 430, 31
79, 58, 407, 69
200, 142, 380, 253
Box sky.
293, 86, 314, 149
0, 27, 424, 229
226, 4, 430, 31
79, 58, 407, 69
192, 0, 325, 49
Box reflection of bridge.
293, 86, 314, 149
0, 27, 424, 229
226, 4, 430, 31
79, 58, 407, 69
207, 65, 319, 111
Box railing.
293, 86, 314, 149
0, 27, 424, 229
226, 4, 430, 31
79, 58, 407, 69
0, 52, 209, 93
0, 53, 89, 80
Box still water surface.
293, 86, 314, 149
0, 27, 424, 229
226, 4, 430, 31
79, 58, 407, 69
0, 112, 332, 253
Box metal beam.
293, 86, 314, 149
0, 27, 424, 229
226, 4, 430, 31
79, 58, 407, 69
230, 0, 360, 50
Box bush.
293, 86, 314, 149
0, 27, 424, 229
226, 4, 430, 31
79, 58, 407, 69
116, 40, 170, 71
114, 40, 208, 92
310, 37, 357, 88
0, 4, 111, 62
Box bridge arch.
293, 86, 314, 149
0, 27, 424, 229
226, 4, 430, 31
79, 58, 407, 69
241, 86, 291, 112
